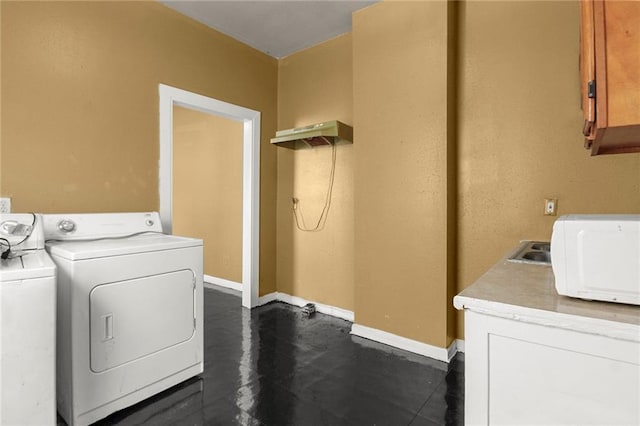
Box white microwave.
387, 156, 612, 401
551, 214, 640, 306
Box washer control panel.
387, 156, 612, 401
42, 212, 163, 240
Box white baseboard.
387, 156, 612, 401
257, 292, 278, 305
351, 323, 458, 363
277, 293, 355, 322
255, 292, 354, 322
204, 275, 242, 292
240, 288, 463, 363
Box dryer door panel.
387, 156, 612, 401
90, 269, 196, 373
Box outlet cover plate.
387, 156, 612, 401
544, 198, 557, 216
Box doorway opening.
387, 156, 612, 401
158, 84, 260, 308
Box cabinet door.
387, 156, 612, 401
580, 0, 596, 144
464, 310, 640, 425
582, 0, 640, 155
596, 0, 640, 130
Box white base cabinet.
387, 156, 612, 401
464, 310, 640, 425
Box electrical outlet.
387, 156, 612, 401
544, 198, 557, 216
0, 198, 10, 214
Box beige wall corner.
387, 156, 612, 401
456, 0, 640, 338
353, 1, 451, 349
446, 0, 460, 347
276, 34, 355, 311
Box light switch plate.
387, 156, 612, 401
0, 198, 11, 214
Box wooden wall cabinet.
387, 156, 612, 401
581, 0, 640, 155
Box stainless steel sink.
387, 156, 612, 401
507, 240, 551, 265
530, 242, 550, 251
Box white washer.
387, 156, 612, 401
42, 212, 203, 426
0, 213, 57, 425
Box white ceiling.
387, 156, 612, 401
160, 0, 377, 58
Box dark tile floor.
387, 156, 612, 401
62, 287, 465, 425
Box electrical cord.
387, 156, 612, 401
0, 213, 37, 259
292, 142, 337, 232
0, 237, 11, 259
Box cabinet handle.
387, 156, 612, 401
587, 80, 596, 99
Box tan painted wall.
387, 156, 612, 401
456, 0, 640, 337
353, 1, 452, 348
3, 0, 638, 344
173, 106, 243, 283
276, 34, 355, 310
0, 1, 278, 294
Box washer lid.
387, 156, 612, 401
46, 233, 203, 261
1, 250, 56, 282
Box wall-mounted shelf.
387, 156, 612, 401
271, 120, 353, 149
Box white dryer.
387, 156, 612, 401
42, 212, 203, 426
0, 213, 56, 425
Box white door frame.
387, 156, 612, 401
158, 84, 260, 308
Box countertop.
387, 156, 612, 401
454, 246, 640, 342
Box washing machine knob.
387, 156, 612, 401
58, 219, 76, 233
